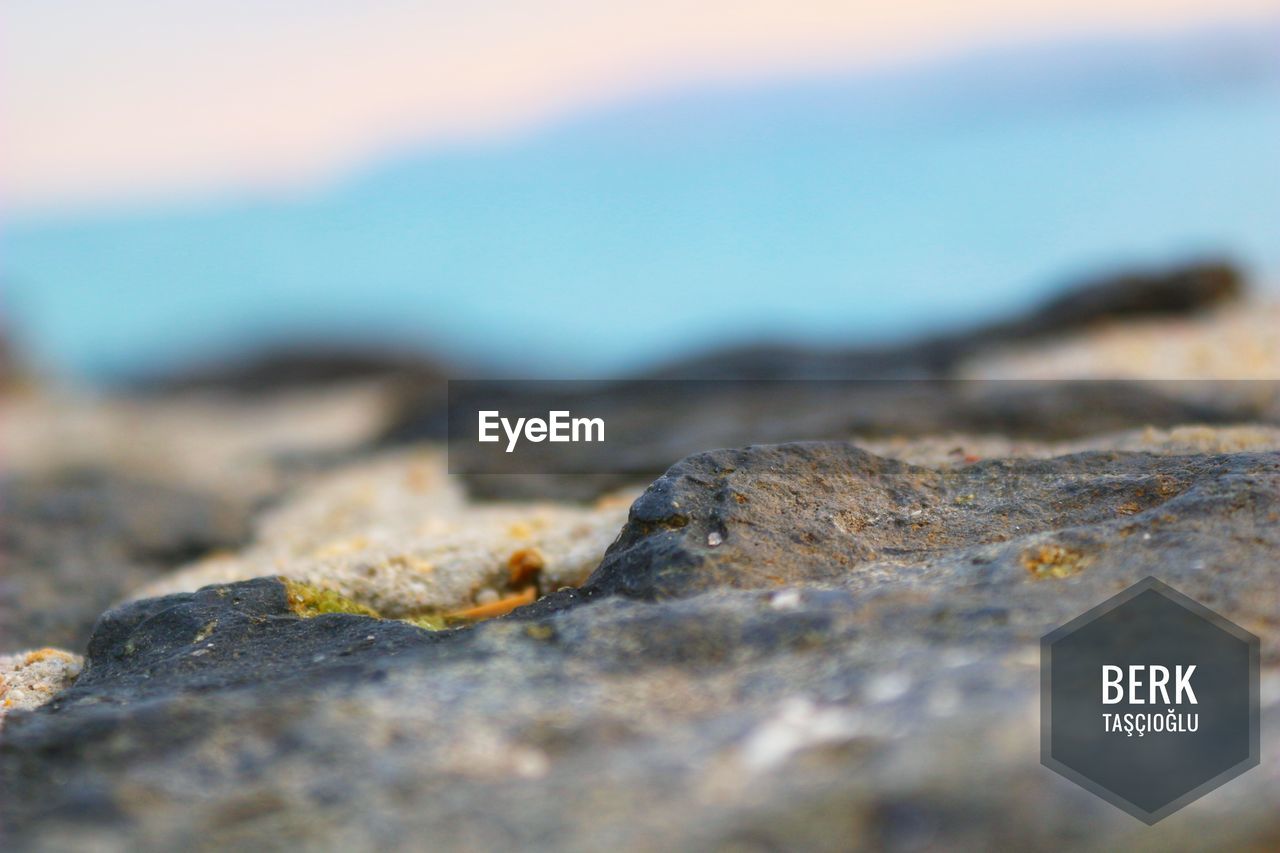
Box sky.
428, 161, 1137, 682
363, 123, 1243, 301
4, 0, 1278, 212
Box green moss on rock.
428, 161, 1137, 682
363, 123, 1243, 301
282, 578, 382, 619
281, 577, 451, 631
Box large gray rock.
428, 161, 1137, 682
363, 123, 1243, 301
2, 442, 1277, 851
582, 443, 1280, 608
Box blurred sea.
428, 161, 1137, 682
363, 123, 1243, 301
3, 25, 1278, 381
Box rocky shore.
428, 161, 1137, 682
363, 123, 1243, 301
1, 264, 1278, 851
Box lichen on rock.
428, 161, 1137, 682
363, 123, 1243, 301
281, 577, 449, 630
0, 648, 83, 727
282, 578, 383, 619
130, 449, 637, 619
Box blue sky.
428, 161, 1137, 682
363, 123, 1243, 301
2, 6, 1277, 379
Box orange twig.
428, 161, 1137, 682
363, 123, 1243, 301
445, 586, 537, 622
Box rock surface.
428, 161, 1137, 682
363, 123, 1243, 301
0, 649, 83, 727
0, 382, 395, 653
1, 383, 391, 503
2, 440, 1277, 851
131, 449, 637, 618
1, 264, 1276, 850
855, 424, 1280, 468
0, 471, 253, 653
961, 301, 1280, 380
580, 443, 1280, 608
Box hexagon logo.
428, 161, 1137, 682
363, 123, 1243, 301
1041, 577, 1259, 823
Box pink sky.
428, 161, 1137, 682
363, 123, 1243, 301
3, 0, 1275, 211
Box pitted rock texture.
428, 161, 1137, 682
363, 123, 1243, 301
2, 441, 1278, 852
583, 442, 1280, 610
855, 424, 1280, 469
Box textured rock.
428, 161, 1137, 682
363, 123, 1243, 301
131, 450, 637, 618
855, 424, 1280, 468
0, 472, 253, 653
2, 441, 1277, 851
582, 442, 1280, 603
0, 648, 82, 727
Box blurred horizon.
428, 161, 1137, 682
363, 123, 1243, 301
2, 8, 1278, 381
5, 1, 1277, 212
